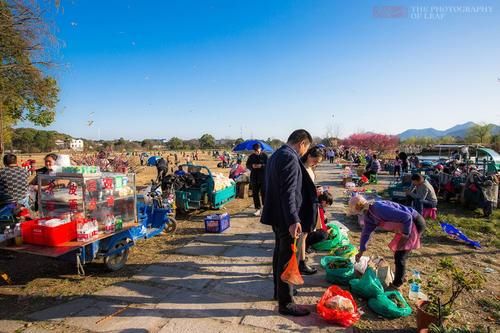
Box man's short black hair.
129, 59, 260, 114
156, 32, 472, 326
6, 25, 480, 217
411, 173, 423, 181
3, 154, 17, 166
287, 129, 312, 145
318, 191, 333, 205
373, 154, 377, 159
252, 143, 261, 151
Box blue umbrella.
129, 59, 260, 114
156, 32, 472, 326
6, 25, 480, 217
147, 156, 161, 166
233, 140, 274, 153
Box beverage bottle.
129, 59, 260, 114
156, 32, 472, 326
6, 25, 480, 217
14, 223, 22, 246
104, 215, 110, 234
77, 219, 84, 242
110, 215, 116, 233
92, 219, 98, 237
409, 270, 422, 301
4, 226, 13, 245
115, 217, 123, 231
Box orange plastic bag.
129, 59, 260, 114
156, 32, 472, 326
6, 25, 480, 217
317, 285, 360, 327
280, 239, 304, 285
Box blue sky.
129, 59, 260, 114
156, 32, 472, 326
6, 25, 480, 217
27, 0, 500, 140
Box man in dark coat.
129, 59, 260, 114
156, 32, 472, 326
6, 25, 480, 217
261, 129, 313, 317
156, 157, 168, 182
246, 142, 268, 216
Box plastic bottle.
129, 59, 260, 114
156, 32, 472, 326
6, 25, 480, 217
104, 215, 115, 234
115, 217, 123, 231
14, 223, 22, 246
92, 219, 98, 237
409, 270, 422, 301
77, 219, 85, 242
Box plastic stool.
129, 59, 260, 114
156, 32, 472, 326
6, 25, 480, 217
423, 207, 437, 220
369, 174, 378, 184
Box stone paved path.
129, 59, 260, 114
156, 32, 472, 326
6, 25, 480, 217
3, 163, 353, 333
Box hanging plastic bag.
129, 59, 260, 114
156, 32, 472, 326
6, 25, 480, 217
331, 244, 358, 259
349, 267, 385, 299
321, 256, 356, 284
280, 239, 304, 285
353, 256, 370, 275
372, 257, 395, 289
317, 285, 360, 327
368, 291, 412, 318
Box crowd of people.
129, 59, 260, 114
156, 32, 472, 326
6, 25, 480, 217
253, 130, 433, 317
1, 134, 496, 320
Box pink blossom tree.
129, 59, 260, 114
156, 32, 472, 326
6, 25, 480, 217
342, 133, 399, 152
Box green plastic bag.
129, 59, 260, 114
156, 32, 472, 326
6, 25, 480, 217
312, 224, 347, 251
330, 244, 358, 258
349, 267, 385, 299
320, 256, 355, 284
368, 291, 412, 318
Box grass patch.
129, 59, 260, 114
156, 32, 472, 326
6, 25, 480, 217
435, 203, 500, 248
477, 297, 500, 322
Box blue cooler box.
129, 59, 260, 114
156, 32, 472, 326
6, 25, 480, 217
204, 213, 230, 233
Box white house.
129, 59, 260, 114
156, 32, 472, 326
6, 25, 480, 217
70, 139, 84, 151
54, 139, 65, 148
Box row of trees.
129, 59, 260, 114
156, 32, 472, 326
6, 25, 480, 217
11, 128, 70, 153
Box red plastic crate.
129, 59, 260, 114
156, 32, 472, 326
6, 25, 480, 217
21, 219, 77, 246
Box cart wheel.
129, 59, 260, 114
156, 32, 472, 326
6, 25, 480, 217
163, 216, 177, 234
104, 240, 129, 271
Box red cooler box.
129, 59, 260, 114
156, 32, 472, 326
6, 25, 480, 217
21, 219, 77, 246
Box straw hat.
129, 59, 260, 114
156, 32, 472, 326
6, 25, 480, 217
347, 195, 368, 215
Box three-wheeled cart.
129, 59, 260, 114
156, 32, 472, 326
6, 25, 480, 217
0, 172, 175, 275
175, 164, 236, 212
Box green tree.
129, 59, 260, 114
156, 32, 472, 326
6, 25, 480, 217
234, 138, 244, 146
141, 139, 154, 150
199, 134, 215, 149
266, 138, 284, 149
439, 136, 457, 144
0, 1, 59, 154
465, 124, 493, 144
167, 137, 183, 150
12, 128, 36, 152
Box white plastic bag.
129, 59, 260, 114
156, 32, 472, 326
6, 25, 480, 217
353, 256, 370, 274
372, 257, 394, 289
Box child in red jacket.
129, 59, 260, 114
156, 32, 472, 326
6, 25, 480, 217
306, 191, 334, 251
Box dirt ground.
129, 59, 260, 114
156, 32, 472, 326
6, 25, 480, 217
325, 171, 499, 332
1, 156, 499, 332
0, 150, 250, 321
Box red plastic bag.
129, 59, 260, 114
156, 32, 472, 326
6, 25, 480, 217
280, 239, 304, 285
317, 285, 360, 327
360, 175, 369, 184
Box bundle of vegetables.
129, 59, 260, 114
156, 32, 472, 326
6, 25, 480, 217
321, 256, 355, 284
331, 244, 357, 259
367, 291, 412, 318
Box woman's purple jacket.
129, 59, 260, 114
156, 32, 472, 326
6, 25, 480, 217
359, 200, 418, 251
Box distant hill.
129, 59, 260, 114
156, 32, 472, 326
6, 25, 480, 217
398, 122, 500, 140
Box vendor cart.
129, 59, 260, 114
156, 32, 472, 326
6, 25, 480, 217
0, 172, 175, 275
175, 164, 236, 212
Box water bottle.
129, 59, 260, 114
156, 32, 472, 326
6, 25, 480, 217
409, 270, 422, 301
92, 219, 98, 237
14, 223, 22, 246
